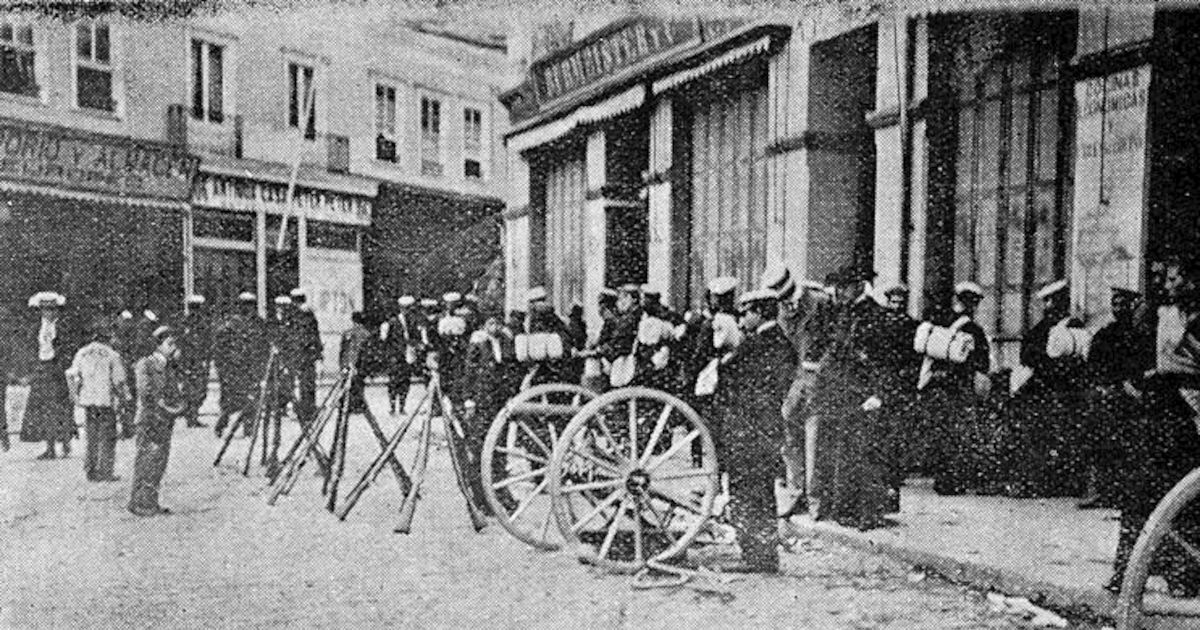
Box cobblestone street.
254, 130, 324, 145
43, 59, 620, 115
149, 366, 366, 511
1, 384, 1077, 629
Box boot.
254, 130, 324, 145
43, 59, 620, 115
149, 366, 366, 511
36, 441, 56, 460
1076, 467, 1103, 509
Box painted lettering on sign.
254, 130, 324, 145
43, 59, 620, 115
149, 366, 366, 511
533, 19, 701, 103
1071, 66, 1150, 322
0, 118, 198, 202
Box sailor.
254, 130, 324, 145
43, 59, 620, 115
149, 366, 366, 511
213, 291, 271, 438
462, 313, 518, 512
712, 286, 798, 572
1008, 279, 1088, 497
128, 325, 185, 517
20, 291, 76, 459
522, 286, 574, 387
1079, 286, 1151, 509
920, 282, 991, 495
634, 284, 677, 392
178, 294, 213, 428
287, 287, 323, 426
437, 294, 471, 412
685, 276, 741, 465
383, 295, 418, 414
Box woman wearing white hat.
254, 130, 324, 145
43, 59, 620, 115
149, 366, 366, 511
20, 292, 76, 459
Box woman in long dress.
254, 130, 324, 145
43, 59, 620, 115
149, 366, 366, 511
19, 292, 76, 459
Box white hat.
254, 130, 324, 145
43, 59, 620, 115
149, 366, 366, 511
237, 291, 256, 303
640, 284, 662, 297
289, 287, 307, 298
119, 310, 133, 320
800, 280, 826, 292
760, 263, 795, 302
954, 281, 985, 298
27, 291, 66, 308
143, 310, 158, 322
1036, 279, 1068, 300
151, 325, 176, 340
706, 276, 739, 296
185, 294, 206, 305
398, 295, 416, 307
419, 298, 438, 308
738, 288, 777, 306
526, 286, 548, 304
453, 305, 471, 317
273, 295, 292, 305
443, 292, 462, 303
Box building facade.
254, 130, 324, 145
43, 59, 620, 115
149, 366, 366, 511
500, 4, 1188, 366
0, 7, 509, 370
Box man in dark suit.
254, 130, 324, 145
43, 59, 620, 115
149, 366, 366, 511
462, 314, 518, 512
128, 326, 185, 516
713, 287, 798, 573
213, 292, 271, 438
286, 288, 324, 426
383, 295, 417, 414
178, 294, 213, 429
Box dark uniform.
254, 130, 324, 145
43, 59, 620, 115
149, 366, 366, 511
213, 298, 271, 437
339, 316, 372, 414
714, 316, 797, 572
463, 323, 519, 511
283, 296, 323, 426
1081, 289, 1152, 508
383, 301, 417, 413
1008, 297, 1088, 498
810, 289, 908, 530
113, 312, 139, 437
178, 300, 213, 428
128, 334, 185, 516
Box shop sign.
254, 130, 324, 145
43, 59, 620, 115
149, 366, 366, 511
194, 173, 371, 225
1071, 65, 1150, 322
533, 19, 701, 103
0, 117, 197, 202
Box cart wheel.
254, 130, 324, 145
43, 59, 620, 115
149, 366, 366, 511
481, 383, 596, 551
548, 387, 719, 573
1117, 467, 1200, 629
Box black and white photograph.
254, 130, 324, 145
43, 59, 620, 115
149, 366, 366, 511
0, 1, 1198, 627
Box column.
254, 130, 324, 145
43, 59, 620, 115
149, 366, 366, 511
645, 98, 673, 304
869, 11, 908, 295
766, 21, 812, 281
583, 130, 608, 332
907, 16, 930, 319
182, 206, 195, 312
255, 185, 267, 318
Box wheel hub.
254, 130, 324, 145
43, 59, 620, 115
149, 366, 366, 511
625, 469, 651, 496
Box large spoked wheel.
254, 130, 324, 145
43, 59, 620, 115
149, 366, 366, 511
548, 387, 719, 573
1117, 467, 1200, 630
481, 383, 597, 551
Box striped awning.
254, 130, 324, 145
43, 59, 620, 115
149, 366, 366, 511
507, 85, 646, 153
652, 35, 773, 94
0, 179, 190, 210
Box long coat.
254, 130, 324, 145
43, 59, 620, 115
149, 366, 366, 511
809, 297, 909, 529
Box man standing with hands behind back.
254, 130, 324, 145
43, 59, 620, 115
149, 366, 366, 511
129, 326, 185, 517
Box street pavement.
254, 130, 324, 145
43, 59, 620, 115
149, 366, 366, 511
2, 383, 1072, 629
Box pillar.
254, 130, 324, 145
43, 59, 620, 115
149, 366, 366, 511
766, 20, 812, 282
870, 11, 908, 297
907, 16, 930, 319
503, 151, 532, 314
583, 130, 608, 332
645, 98, 673, 304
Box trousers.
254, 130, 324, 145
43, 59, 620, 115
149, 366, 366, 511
129, 417, 174, 512
727, 457, 781, 572
83, 406, 118, 480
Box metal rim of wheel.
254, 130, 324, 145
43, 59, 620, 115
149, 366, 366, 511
548, 387, 719, 574
481, 383, 597, 551
1116, 467, 1200, 630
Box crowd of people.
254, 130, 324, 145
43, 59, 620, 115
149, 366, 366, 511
4, 253, 1199, 589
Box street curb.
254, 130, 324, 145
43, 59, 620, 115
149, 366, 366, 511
784, 515, 1117, 624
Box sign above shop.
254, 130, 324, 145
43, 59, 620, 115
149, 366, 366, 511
532, 18, 702, 103
0, 117, 198, 203
194, 172, 372, 226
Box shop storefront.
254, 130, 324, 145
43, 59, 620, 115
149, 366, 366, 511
0, 117, 198, 357
189, 156, 375, 368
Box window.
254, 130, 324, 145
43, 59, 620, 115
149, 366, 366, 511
288, 61, 316, 140
951, 16, 1069, 344
307, 220, 359, 251
193, 209, 253, 242
463, 106, 484, 179
75, 20, 113, 111
191, 39, 224, 123
420, 95, 442, 176
375, 84, 397, 162
0, 19, 36, 97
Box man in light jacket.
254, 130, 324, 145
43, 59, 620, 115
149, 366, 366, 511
67, 317, 130, 482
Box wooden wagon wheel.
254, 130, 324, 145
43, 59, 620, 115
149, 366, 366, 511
481, 383, 597, 551
548, 387, 719, 573
1117, 467, 1200, 629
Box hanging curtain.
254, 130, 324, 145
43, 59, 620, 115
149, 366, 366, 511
543, 148, 586, 315
688, 79, 770, 300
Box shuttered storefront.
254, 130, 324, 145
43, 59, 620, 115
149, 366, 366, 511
686, 67, 771, 301
543, 146, 587, 315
